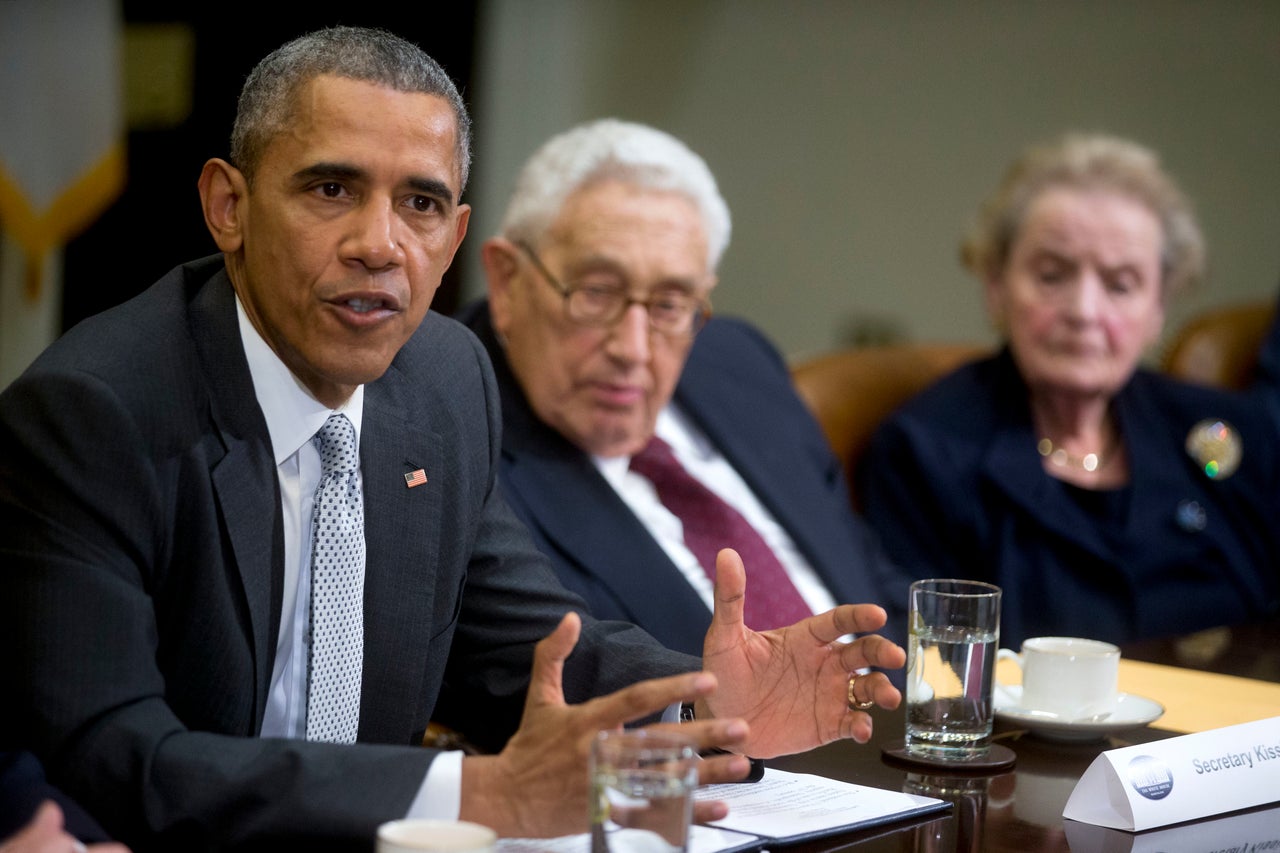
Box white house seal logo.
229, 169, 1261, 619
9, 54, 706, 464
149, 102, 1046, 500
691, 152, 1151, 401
1127, 754, 1174, 800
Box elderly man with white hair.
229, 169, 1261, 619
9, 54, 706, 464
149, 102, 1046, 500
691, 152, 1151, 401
457, 119, 907, 657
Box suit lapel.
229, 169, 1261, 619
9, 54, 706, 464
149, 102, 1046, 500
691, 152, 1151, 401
503, 442, 712, 644
1108, 372, 1201, 542
675, 344, 865, 605
982, 429, 1117, 557
358, 363, 440, 743
188, 265, 284, 727
187, 263, 442, 740
977, 357, 1116, 560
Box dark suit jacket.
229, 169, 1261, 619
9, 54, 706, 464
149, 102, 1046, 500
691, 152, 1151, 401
859, 348, 1280, 648
456, 301, 908, 656
0, 257, 695, 852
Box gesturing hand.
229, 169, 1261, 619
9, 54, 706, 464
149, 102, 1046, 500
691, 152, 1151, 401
699, 548, 906, 758
458, 612, 752, 838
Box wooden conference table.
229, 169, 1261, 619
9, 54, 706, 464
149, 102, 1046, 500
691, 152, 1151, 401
765, 618, 1280, 852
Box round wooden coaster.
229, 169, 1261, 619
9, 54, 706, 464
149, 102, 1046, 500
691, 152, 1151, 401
880, 739, 1017, 772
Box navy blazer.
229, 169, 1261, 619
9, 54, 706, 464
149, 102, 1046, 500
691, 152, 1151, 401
0, 257, 695, 851
859, 349, 1280, 648
457, 301, 908, 656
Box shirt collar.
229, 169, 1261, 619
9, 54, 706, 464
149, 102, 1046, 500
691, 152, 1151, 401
594, 406, 707, 485
236, 296, 365, 465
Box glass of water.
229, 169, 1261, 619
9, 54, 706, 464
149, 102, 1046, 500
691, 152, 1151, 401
905, 578, 1002, 761
590, 729, 698, 853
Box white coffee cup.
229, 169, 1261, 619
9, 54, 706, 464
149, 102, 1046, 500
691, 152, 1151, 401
376, 819, 497, 853
996, 636, 1119, 720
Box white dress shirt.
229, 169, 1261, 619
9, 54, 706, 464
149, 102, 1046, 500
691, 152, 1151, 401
594, 406, 838, 616
236, 299, 459, 819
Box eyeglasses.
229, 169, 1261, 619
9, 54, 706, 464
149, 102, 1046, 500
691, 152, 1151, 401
516, 241, 711, 338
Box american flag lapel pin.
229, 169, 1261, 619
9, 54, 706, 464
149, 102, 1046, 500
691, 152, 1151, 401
404, 468, 428, 489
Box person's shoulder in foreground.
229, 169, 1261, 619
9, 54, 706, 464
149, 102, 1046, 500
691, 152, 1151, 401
2, 26, 906, 851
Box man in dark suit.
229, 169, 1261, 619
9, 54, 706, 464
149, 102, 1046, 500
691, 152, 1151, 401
0, 28, 903, 851
458, 119, 906, 656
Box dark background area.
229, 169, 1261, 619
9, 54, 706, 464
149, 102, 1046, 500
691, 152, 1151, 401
63, 2, 480, 332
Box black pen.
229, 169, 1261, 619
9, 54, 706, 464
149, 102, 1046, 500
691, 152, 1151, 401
700, 747, 766, 783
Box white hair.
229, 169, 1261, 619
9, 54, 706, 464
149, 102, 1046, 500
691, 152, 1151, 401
499, 118, 732, 271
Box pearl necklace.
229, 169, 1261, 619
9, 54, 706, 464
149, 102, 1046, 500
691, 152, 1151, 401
1037, 437, 1105, 472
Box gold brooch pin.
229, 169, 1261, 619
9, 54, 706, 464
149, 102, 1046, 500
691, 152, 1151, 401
1185, 419, 1241, 480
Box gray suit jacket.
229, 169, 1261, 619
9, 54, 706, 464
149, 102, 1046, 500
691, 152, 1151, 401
0, 256, 695, 852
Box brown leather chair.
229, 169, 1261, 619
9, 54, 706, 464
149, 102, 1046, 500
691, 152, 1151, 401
791, 343, 989, 508
1160, 299, 1276, 390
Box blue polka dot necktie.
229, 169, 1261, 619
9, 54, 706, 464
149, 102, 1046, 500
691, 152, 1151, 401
305, 413, 365, 743
629, 436, 812, 630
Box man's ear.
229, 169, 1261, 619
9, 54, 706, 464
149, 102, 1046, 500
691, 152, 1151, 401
481, 237, 521, 334
447, 204, 471, 268
197, 158, 248, 253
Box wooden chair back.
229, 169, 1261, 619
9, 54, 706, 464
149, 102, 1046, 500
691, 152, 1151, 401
791, 342, 989, 508
1161, 299, 1275, 389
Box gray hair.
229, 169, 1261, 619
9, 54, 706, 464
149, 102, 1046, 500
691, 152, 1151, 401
499, 119, 732, 271
230, 26, 472, 190
960, 132, 1206, 298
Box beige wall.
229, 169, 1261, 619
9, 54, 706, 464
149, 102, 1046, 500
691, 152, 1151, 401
463, 0, 1280, 362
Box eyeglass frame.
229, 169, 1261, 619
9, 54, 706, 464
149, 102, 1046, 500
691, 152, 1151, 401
514, 240, 712, 338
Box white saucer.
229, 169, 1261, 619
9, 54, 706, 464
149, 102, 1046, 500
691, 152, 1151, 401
993, 686, 1165, 742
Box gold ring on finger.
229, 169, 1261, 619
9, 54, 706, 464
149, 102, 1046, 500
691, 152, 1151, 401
847, 673, 875, 711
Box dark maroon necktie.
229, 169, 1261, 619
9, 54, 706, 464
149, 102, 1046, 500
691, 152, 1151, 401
629, 436, 812, 631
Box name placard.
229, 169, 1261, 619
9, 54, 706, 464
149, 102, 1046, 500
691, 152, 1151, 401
1063, 715, 1280, 831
